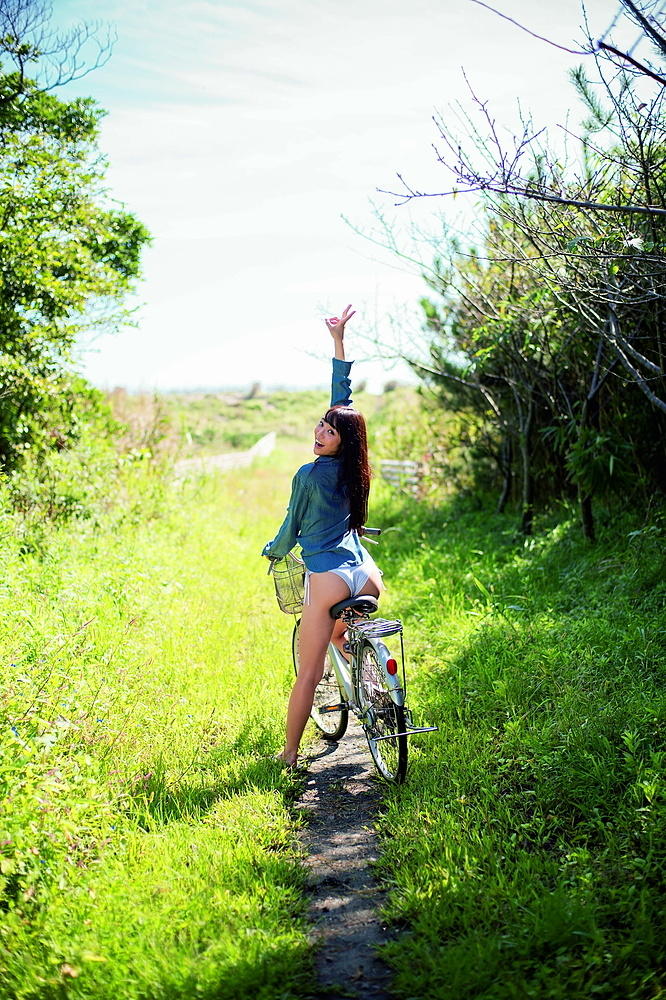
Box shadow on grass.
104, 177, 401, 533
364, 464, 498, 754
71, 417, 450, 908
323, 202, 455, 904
368, 492, 666, 999
374, 491, 666, 636
158, 942, 315, 1000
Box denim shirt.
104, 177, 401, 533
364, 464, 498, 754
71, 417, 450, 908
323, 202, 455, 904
261, 357, 366, 572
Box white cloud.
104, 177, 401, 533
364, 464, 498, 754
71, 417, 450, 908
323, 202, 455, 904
54, 0, 626, 390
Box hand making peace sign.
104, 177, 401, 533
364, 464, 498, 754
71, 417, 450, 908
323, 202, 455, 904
325, 304, 356, 342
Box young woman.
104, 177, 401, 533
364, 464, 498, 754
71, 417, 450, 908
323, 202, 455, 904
262, 304, 383, 768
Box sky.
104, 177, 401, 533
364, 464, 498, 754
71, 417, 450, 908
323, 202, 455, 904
50, 0, 633, 392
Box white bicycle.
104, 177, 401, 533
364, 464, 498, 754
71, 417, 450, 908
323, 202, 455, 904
269, 532, 437, 783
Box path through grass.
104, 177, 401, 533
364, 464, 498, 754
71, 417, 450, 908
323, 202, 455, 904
3, 438, 664, 1000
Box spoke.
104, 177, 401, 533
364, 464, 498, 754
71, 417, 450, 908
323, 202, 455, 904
358, 643, 407, 783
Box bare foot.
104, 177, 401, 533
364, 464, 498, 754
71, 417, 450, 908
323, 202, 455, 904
276, 750, 298, 769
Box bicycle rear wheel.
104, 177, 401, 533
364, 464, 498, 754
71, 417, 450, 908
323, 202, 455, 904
356, 641, 408, 783
292, 620, 348, 741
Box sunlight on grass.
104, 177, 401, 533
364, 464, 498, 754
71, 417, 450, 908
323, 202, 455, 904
371, 493, 666, 1000
0, 455, 310, 999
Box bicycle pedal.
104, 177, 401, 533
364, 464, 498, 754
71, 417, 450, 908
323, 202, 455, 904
319, 703, 346, 713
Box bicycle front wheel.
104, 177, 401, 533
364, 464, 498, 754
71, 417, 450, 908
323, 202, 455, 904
292, 621, 348, 741
357, 641, 408, 783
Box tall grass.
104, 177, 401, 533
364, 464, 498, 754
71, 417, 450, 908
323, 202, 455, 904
2, 377, 664, 1000
371, 490, 665, 999
0, 449, 311, 999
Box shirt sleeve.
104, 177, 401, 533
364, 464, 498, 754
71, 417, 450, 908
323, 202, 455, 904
331, 357, 354, 407
261, 470, 310, 559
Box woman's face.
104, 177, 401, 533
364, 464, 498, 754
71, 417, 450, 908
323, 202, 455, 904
313, 417, 341, 457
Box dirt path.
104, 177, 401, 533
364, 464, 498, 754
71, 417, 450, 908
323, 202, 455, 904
177, 443, 395, 993
296, 721, 394, 1000
174, 431, 276, 477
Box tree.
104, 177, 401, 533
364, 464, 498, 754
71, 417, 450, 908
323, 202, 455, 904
380, 0, 666, 536
0, 0, 150, 468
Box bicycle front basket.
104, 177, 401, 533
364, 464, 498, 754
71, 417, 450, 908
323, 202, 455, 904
271, 551, 305, 615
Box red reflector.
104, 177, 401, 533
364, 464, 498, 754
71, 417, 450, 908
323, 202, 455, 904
386, 658, 398, 675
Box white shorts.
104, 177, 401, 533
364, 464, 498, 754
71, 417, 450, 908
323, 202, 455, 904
304, 554, 381, 606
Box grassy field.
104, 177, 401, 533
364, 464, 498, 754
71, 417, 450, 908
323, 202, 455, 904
107, 382, 402, 460
0, 448, 312, 999
1, 387, 664, 999
371, 493, 666, 1000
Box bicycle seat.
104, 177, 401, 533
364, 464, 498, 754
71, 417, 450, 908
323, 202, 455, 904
329, 595, 379, 620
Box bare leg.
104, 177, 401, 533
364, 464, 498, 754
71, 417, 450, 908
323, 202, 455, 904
329, 564, 384, 657
278, 572, 349, 767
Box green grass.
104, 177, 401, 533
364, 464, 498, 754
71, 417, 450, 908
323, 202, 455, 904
0, 452, 311, 999
369, 492, 666, 1000
2, 384, 665, 1000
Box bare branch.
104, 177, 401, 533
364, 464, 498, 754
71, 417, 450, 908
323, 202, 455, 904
467, 0, 590, 55
611, 328, 664, 374
409, 359, 504, 419
619, 0, 666, 56
0, 0, 115, 97
468, 0, 666, 85
596, 40, 666, 85
379, 175, 666, 216
606, 306, 666, 412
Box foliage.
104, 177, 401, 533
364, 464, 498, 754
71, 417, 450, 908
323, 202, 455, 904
416, 179, 666, 536
372, 486, 666, 999
0, 0, 150, 469
389, 2, 666, 538
0, 450, 311, 999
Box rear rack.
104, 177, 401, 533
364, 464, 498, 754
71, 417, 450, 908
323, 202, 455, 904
352, 618, 403, 639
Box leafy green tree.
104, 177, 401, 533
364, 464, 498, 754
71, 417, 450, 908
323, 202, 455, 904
415, 174, 666, 537
384, 1, 666, 537
0, 0, 150, 467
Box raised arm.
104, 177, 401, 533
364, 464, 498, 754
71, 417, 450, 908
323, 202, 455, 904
325, 304, 355, 361
326, 304, 356, 406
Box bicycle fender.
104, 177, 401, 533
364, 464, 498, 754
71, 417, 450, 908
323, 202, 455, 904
366, 638, 405, 707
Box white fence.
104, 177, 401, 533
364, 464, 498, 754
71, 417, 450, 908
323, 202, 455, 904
379, 459, 425, 497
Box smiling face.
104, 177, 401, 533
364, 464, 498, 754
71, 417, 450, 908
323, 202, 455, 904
313, 417, 341, 457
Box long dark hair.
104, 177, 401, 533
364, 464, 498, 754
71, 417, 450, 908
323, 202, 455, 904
324, 405, 371, 530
